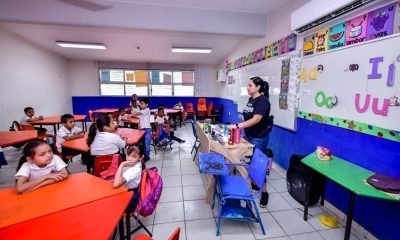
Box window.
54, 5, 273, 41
99, 69, 194, 96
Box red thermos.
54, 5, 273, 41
234, 127, 240, 144
228, 129, 234, 145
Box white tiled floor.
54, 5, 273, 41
0, 124, 362, 240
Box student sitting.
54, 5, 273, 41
130, 100, 141, 113
130, 98, 151, 161
118, 108, 128, 128
155, 107, 185, 144
173, 101, 184, 111
107, 112, 118, 129
56, 114, 87, 163
20, 107, 47, 134
87, 115, 127, 156
113, 144, 145, 211
15, 141, 68, 194
173, 101, 186, 124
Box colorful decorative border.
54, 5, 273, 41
297, 111, 400, 142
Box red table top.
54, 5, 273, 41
150, 108, 181, 114
93, 108, 120, 114
0, 172, 127, 228
30, 115, 86, 125
0, 191, 132, 240
0, 131, 37, 148
61, 128, 145, 152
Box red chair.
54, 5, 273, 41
197, 98, 207, 118
132, 227, 180, 240
88, 110, 95, 122
20, 124, 48, 140
185, 103, 196, 121
93, 154, 122, 177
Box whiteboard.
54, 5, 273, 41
299, 34, 400, 131
234, 53, 301, 131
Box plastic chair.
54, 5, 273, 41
93, 154, 122, 177
190, 120, 201, 161
20, 124, 48, 140
207, 102, 222, 123
197, 98, 207, 118
10, 121, 22, 131
185, 103, 196, 121
132, 227, 180, 240
214, 148, 269, 236
88, 110, 95, 122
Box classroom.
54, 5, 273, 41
0, 0, 399, 240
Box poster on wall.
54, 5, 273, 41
367, 3, 396, 40
395, 1, 400, 33
266, 44, 273, 59
314, 28, 330, 53
279, 59, 290, 109
279, 37, 288, 55
100, 69, 110, 82
346, 14, 368, 46
109, 70, 124, 82
303, 34, 315, 56
272, 40, 280, 56
287, 34, 297, 52
329, 22, 346, 50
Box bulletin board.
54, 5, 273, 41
235, 53, 301, 131
299, 34, 400, 141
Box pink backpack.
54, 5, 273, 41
137, 167, 163, 217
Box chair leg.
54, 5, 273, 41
192, 142, 201, 161
216, 200, 223, 236
252, 200, 266, 235
130, 217, 153, 237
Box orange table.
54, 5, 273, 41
151, 108, 182, 128
93, 108, 120, 114
61, 128, 145, 153
0, 130, 37, 148
122, 115, 156, 128
0, 191, 132, 240
31, 114, 87, 133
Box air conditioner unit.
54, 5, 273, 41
291, 0, 391, 35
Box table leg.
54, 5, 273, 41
53, 125, 57, 134
303, 174, 311, 221
118, 217, 124, 240
344, 192, 355, 240
125, 207, 131, 240
320, 177, 326, 206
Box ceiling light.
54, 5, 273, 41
171, 47, 212, 53
56, 41, 106, 49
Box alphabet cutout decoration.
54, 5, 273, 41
329, 22, 346, 50
367, 3, 396, 40
346, 14, 368, 46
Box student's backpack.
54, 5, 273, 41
137, 167, 163, 217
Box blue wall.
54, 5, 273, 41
72, 96, 399, 239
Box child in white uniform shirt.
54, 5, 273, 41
155, 107, 185, 144
130, 98, 151, 161
113, 144, 145, 211
87, 115, 127, 172
118, 108, 128, 128
20, 107, 47, 134
15, 141, 68, 194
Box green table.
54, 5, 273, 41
301, 153, 400, 240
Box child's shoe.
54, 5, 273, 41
259, 192, 269, 208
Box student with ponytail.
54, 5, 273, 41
15, 140, 68, 194
229, 76, 271, 207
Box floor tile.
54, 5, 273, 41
186, 219, 221, 240
163, 158, 181, 167
182, 174, 204, 186
163, 175, 182, 187
271, 209, 314, 235
183, 185, 207, 200
318, 228, 359, 240
267, 193, 293, 212
181, 165, 200, 175
289, 232, 324, 240
249, 212, 286, 239
154, 202, 184, 224
161, 166, 181, 176
184, 200, 214, 220
269, 179, 287, 193
160, 186, 183, 202
152, 221, 186, 240
219, 221, 255, 240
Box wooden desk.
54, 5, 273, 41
0, 191, 132, 240
0, 131, 37, 148
61, 128, 145, 153
195, 122, 253, 202
30, 115, 87, 133
302, 153, 400, 240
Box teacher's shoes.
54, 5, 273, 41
259, 192, 269, 208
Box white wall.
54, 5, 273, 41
218, 0, 308, 99
69, 60, 219, 97
0, 28, 71, 131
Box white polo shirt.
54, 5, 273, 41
56, 126, 82, 152
155, 115, 168, 125
138, 108, 151, 129
15, 155, 67, 181
122, 162, 142, 189
90, 132, 126, 156
20, 116, 32, 125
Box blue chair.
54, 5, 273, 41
190, 120, 201, 161
214, 148, 269, 236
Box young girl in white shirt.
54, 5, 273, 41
15, 140, 68, 194
87, 115, 127, 156
113, 144, 145, 211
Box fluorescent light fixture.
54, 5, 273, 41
56, 41, 106, 49
171, 47, 212, 53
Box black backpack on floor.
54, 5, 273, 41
286, 154, 324, 206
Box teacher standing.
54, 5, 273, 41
230, 76, 271, 152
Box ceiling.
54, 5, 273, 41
0, 0, 295, 65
